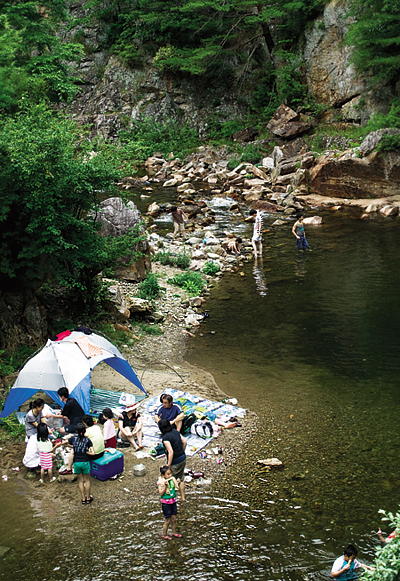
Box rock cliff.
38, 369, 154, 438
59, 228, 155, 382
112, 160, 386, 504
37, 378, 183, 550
64, 0, 396, 138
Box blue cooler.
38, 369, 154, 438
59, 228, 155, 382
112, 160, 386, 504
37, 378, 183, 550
90, 450, 124, 481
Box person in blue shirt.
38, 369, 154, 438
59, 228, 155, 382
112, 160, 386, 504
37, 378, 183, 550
154, 394, 184, 433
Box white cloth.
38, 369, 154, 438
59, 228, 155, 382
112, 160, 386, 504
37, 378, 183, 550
23, 434, 40, 469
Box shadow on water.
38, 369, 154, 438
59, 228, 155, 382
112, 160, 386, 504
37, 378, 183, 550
2, 209, 400, 579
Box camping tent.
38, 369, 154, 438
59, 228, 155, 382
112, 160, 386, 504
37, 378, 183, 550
0, 330, 147, 420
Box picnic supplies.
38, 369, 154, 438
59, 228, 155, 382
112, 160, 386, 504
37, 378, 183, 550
90, 449, 124, 481
133, 464, 146, 477
190, 420, 214, 439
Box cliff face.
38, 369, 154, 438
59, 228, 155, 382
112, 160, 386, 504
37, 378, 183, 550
64, 0, 396, 137
303, 0, 396, 124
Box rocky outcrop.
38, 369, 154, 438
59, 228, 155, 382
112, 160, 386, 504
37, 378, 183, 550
309, 149, 400, 198
303, 0, 395, 123
96, 197, 151, 282
0, 292, 48, 351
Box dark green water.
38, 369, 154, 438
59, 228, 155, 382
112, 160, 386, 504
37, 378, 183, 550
1, 209, 400, 580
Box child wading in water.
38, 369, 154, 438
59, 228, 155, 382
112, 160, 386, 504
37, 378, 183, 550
158, 465, 182, 540
36, 423, 57, 484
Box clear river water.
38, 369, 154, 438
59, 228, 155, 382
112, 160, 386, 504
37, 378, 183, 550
1, 202, 400, 581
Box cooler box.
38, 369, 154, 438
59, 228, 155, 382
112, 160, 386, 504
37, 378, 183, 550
90, 450, 124, 481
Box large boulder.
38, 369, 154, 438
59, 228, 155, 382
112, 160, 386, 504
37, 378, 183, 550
267, 105, 312, 138
309, 149, 400, 199
96, 197, 151, 282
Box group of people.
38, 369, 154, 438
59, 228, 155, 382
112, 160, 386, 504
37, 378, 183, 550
169, 202, 309, 258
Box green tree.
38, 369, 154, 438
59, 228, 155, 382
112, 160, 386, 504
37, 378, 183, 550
84, 0, 325, 79
0, 1, 82, 110
346, 0, 400, 86
0, 103, 144, 307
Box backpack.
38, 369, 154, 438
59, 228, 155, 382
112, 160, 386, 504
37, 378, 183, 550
181, 413, 197, 435
191, 420, 213, 439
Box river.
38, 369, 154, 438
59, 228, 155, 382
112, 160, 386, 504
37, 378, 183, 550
1, 204, 399, 580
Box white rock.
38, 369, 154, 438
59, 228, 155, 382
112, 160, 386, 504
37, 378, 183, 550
177, 183, 191, 192
303, 216, 323, 225
262, 157, 275, 169
365, 204, 378, 213
163, 178, 178, 187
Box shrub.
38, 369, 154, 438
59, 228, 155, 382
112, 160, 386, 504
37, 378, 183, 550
202, 261, 219, 276
135, 323, 163, 336
174, 252, 191, 269
137, 272, 161, 300
169, 271, 205, 296
0, 412, 26, 439
227, 156, 241, 170
154, 250, 191, 269
360, 508, 400, 581
240, 143, 261, 164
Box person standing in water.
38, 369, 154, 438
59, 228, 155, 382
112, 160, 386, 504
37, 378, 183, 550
249, 209, 263, 257
292, 214, 309, 250
170, 206, 188, 241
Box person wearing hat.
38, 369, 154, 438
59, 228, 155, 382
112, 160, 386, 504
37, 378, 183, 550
118, 403, 143, 450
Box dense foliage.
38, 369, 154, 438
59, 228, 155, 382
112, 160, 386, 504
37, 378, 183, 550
84, 0, 325, 79
0, 0, 81, 111
346, 0, 400, 86
0, 104, 144, 304
361, 509, 400, 581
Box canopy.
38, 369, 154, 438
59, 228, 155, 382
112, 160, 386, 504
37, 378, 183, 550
0, 330, 147, 419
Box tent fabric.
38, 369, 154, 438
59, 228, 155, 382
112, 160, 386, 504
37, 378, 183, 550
0, 331, 147, 420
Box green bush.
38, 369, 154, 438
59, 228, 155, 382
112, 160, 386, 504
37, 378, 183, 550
169, 271, 205, 296
117, 117, 200, 163
202, 261, 219, 276
174, 252, 191, 269
0, 412, 26, 439
138, 272, 161, 300
240, 143, 261, 164
227, 156, 241, 170
360, 508, 400, 581
135, 323, 163, 336
96, 324, 138, 348
154, 250, 191, 269
155, 251, 174, 265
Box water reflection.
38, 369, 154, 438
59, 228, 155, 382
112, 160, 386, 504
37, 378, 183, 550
253, 257, 268, 296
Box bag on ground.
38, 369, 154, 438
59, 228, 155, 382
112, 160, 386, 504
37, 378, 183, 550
190, 420, 213, 439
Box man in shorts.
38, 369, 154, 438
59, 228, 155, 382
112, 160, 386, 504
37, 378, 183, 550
170, 206, 188, 240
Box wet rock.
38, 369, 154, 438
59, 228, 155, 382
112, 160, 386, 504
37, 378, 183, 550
0, 546, 11, 557
163, 178, 178, 187
365, 204, 378, 213
147, 202, 161, 217
177, 183, 192, 192
272, 219, 287, 226
380, 205, 399, 217
257, 458, 283, 467
303, 216, 323, 225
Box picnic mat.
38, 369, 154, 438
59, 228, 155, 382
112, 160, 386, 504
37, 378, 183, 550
132, 388, 246, 457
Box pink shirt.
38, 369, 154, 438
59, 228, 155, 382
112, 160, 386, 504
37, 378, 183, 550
103, 418, 116, 441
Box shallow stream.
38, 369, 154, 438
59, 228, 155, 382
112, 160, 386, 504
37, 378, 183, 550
1, 202, 400, 580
